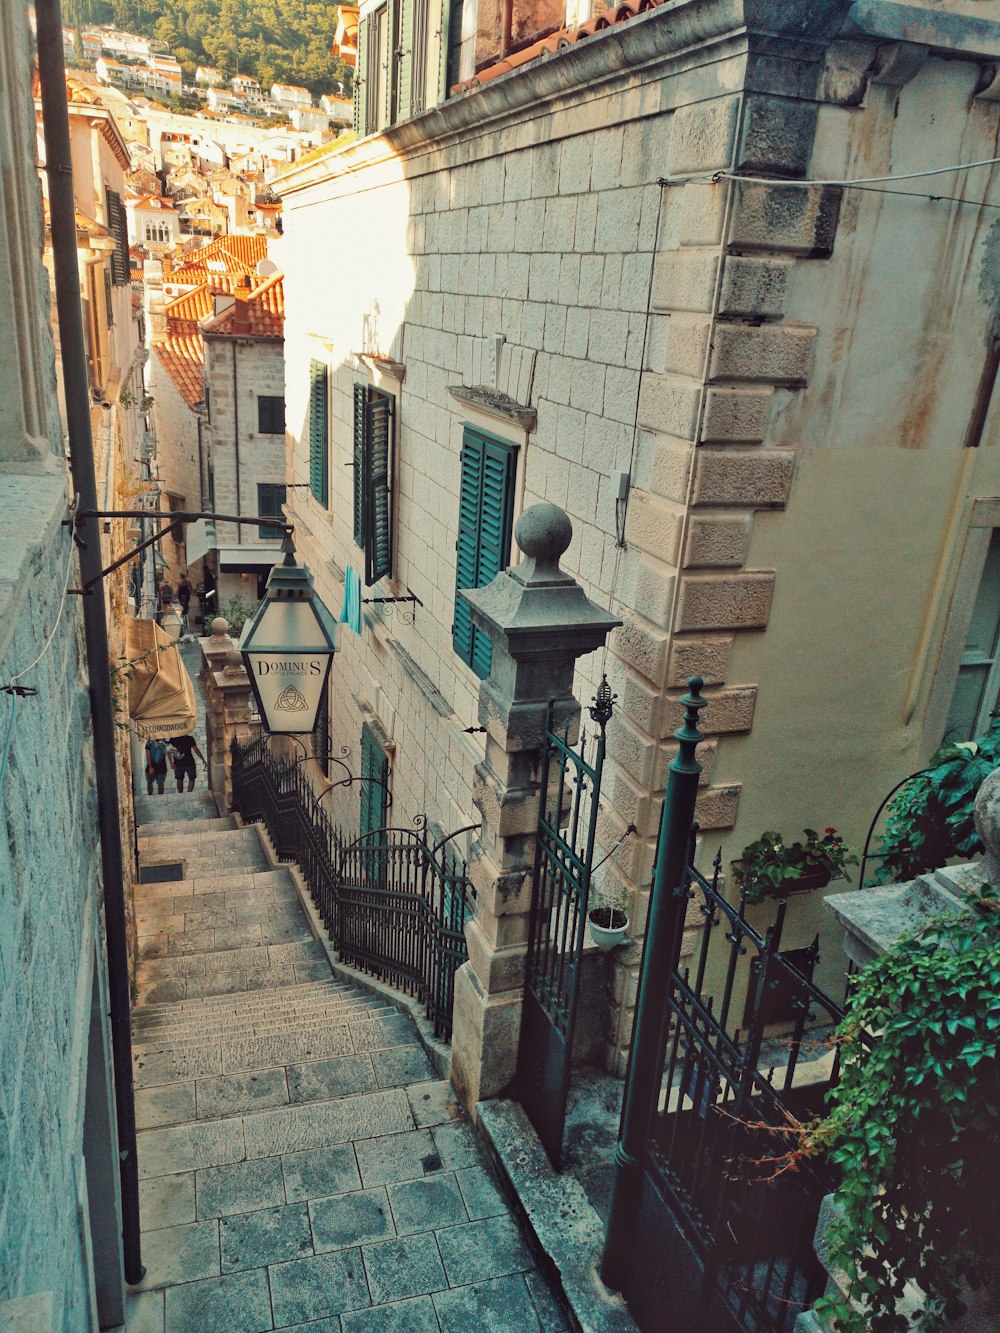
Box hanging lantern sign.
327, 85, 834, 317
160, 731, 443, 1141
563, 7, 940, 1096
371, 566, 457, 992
238, 552, 339, 735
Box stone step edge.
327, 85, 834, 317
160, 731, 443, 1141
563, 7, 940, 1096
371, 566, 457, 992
135, 945, 325, 977
132, 1009, 405, 1057
133, 979, 348, 1015
133, 1003, 396, 1046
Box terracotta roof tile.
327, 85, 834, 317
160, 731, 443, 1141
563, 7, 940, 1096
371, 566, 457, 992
201, 273, 284, 338
154, 335, 204, 409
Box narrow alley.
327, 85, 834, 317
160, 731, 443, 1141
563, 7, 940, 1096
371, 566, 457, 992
124, 787, 569, 1332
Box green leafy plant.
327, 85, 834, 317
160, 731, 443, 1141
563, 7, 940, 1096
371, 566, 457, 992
808, 891, 1000, 1331
734, 827, 858, 905
222, 594, 253, 636
589, 875, 629, 929
874, 718, 1000, 883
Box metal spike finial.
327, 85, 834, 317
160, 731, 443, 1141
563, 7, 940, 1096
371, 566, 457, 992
588, 674, 616, 730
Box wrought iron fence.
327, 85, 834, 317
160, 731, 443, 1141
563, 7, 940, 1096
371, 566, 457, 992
231, 735, 474, 1039
625, 838, 867, 1332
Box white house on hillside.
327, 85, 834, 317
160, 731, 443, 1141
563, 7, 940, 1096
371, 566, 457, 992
270, 83, 311, 109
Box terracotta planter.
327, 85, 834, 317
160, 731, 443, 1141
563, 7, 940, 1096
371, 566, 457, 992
588, 907, 629, 950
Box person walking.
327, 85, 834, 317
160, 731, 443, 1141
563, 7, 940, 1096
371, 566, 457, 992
144, 737, 169, 795
168, 734, 206, 792
177, 573, 192, 633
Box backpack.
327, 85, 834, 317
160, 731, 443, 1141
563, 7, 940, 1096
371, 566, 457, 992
148, 740, 166, 766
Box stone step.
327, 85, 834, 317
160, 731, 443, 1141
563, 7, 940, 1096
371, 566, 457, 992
135, 793, 219, 825
136, 868, 296, 899
134, 979, 354, 1022
136, 991, 392, 1029
133, 999, 394, 1050
132, 1011, 416, 1086
138, 816, 236, 838
135, 938, 325, 982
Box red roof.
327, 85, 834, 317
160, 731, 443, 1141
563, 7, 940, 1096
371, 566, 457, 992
154, 335, 204, 409
201, 273, 284, 339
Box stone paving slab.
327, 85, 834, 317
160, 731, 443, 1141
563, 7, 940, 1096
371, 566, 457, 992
361, 1233, 448, 1305
163, 1269, 273, 1333
138, 1115, 246, 1177
280, 1144, 362, 1202
341, 1295, 439, 1333
136, 1219, 221, 1289
433, 1273, 544, 1333
138, 1173, 196, 1231
220, 1202, 313, 1272
243, 1089, 412, 1159
196, 1067, 290, 1120
387, 1172, 469, 1235
197, 1157, 286, 1220
309, 1187, 395, 1252
136, 1082, 198, 1131
268, 1249, 371, 1326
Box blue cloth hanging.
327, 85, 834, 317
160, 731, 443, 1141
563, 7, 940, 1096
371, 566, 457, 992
340, 564, 362, 635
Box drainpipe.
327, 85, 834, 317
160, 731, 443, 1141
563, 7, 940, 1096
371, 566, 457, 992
36, 0, 144, 1285
232, 340, 242, 544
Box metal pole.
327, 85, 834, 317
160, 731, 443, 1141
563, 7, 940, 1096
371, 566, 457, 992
601, 676, 706, 1291
35, 0, 144, 1284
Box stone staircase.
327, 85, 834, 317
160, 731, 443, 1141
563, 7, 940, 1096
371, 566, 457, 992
127, 789, 569, 1332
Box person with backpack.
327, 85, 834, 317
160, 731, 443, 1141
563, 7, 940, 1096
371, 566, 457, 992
144, 737, 169, 795
168, 734, 205, 793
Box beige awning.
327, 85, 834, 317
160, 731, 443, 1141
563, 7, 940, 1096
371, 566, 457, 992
124, 617, 197, 739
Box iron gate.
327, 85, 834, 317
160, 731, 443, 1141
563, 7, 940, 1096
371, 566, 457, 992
622, 844, 859, 1332
516, 685, 611, 1165
231, 735, 474, 1039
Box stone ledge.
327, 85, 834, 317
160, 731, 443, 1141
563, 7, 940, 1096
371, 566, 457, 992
0, 470, 69, 669
476, 1097, 638, 1333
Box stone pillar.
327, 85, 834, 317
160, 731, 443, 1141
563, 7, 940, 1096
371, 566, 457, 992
199, 616, 253, 811
450, 503, 620, 1116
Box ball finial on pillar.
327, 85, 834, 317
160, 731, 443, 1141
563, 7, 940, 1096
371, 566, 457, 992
211, 616, 230, 639
514, 503, 573, 580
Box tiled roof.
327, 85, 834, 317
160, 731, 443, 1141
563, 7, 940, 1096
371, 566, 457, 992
452, 0, 666, 92
201, 273, 284, 338
154, 335, 204, 409
168, 234, 268, 283
128, 194, 175, 211
164, 275, 243, 330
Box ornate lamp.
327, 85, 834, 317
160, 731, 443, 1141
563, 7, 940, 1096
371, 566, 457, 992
238, 545, 339, 735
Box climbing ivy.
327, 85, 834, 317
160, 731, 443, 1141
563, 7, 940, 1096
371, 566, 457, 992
812, 890, 1000, 1331
874, 717, 1000, 883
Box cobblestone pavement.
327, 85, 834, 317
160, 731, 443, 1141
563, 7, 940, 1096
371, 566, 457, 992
126, 790, 569, 1333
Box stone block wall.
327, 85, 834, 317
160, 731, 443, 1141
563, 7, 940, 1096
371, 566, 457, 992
278, 4, 1000, 1074
0, 479, 105, 1330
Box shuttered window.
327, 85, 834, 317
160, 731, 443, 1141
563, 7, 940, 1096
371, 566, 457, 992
105, 187, 129, 286
257, 482, 286, 539
257, 395, 285, 434
309, 359, 328, 507
355, 0, 445, 134
359, 720, 389, 838
453, 429, 517, 680
352, 384, 394, 586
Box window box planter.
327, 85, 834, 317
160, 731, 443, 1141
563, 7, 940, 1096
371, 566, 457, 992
731, 861, 831, 903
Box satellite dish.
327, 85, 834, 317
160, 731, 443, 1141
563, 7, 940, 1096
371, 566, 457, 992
256, 258, 278, 276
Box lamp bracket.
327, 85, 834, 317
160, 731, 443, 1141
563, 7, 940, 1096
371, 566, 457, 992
65, 509, 295, 594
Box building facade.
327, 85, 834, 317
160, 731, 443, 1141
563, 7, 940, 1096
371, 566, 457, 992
1, 8, 127, 1327
276, 0, 1000, 1070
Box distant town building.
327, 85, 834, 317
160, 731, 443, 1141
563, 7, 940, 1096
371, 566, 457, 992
126, 195, 180, 247
270, 83, 312, 109
195, 66, 224, 87
288, 106, 330, 133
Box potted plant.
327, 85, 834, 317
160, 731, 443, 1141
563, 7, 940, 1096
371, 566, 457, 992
588, 880, 630, 949
732, 827, 858, 905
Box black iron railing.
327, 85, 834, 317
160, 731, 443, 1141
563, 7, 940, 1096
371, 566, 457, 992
632, 844, 869, 1332
231, 735, 473, 1039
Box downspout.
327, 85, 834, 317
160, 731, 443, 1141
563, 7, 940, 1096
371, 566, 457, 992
36, 0, 144, 1286
232, 340, 242, 544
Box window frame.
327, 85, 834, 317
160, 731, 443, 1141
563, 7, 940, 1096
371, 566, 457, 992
256, 481, 287, 540
257, 394, 285, 435
352, 382, 395, 587
308, 359, 329, 508
452, 426, 518, 680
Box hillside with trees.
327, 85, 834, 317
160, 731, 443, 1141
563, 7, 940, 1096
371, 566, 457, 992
65, 0, 352, 100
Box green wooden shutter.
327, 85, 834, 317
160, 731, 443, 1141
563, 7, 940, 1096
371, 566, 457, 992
471, 438, 516, 679
396, 0, 413, 118
438, 0, 453, 105
352, 382, 366, 547
105, 188, 129, 286
353, 15, 367, 135
359, 721, 389, 837
453, 434, 484, 668
365, 391, 393, 584
309, 360, 328, 507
